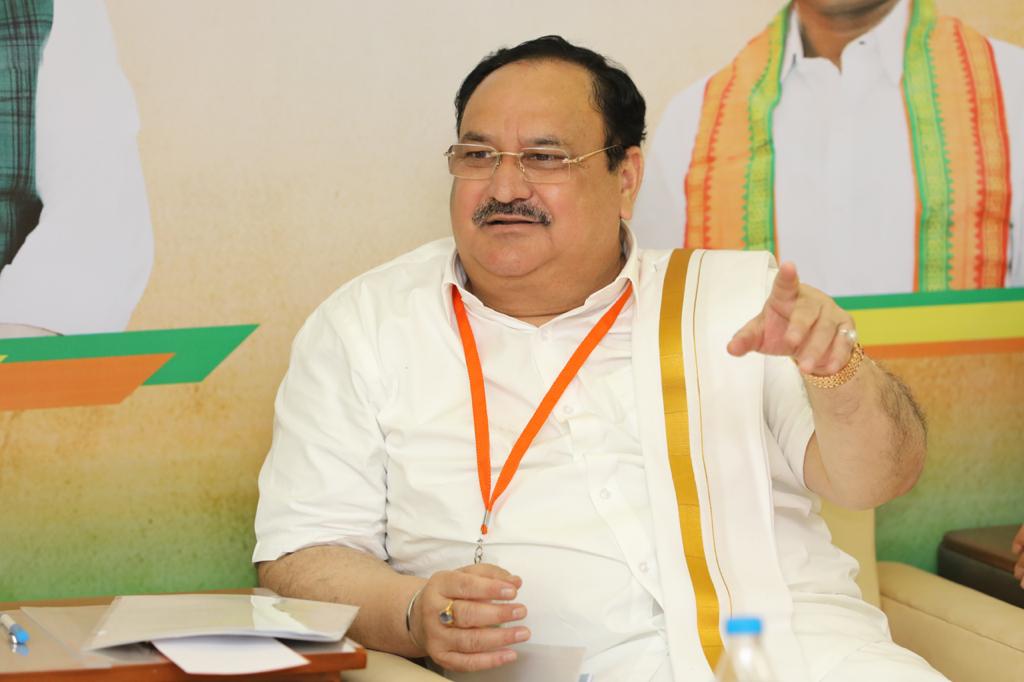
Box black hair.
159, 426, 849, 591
454, 35, 646, 170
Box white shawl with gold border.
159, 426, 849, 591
632, 248, 810, 682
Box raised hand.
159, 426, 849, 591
727, 262, 858, 377
411, 563, 530, 672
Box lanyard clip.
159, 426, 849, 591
474, 510, 492, 565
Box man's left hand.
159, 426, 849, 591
728, 262, 856, 376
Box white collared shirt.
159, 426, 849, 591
633, 0, 1024, 296
254, 232, 819, 681
255, 232, 674, 680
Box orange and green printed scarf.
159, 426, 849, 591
683, 0, 1012, 291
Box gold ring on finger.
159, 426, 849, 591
439, 600, 456, 627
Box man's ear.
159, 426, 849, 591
618, 146, 644, 221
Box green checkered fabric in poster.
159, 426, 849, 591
0, 0, 52, 268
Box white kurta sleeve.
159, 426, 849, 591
0, 0, 153, 335
763, 354, 816, 488
253, 299, 390, 564
630, 77, 708, 250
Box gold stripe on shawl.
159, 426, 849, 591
658, 248, 724, 668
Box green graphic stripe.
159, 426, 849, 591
741, 5, 788, 253
836, 287, 1024, 310
904, 0, 953, 291
0, 325, 257, 385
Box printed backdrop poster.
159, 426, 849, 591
0, 0, 1021, 601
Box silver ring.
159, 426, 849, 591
839, 327, 858, 345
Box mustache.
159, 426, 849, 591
471, 200, 552, 227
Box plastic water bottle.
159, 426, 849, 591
713, 616, 777, 681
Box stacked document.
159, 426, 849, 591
6, 594, 360, 677
85, 593, 358, 649
50, 593, 361, 675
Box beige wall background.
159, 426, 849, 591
0, 1, 1020, 600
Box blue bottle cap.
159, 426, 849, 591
725, 616, 763, 635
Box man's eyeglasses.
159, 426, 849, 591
444, 143, 619, 184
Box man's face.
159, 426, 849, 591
795, 0, 899, 19
450, 59, 640, 284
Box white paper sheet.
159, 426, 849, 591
152, 635, 308, 675
446, 643, 586, 682
86, 594, 359, 650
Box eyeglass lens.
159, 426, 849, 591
447, 144, 571, 183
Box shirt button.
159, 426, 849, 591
639, 561, 649, 573
540, 328, 552, 341
562, 404, 575, 416
599, 488, 611, 500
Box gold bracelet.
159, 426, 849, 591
803, 343, 865, 389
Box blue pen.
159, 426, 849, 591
1, 614, 28, 645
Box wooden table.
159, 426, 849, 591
938, 524, 1024, 608
0, 591, 367, 681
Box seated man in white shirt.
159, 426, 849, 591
253, 36, 942, 682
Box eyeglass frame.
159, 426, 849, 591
444, 143, 622, 184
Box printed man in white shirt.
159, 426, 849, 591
254, 36, 943, 681
632, 0, 1024, 296
632, 0, 1024, 605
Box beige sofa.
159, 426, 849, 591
347, 506, 1024, 681
823, 504, 1024, 682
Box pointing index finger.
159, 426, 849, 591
728, 315, 764, 357
769, 262, 801, 308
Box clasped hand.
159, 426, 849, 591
411, 563, 529, 672
728, 262, 857, 375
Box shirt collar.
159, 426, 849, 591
442, 225, 640, 329
781, 0, 909, 85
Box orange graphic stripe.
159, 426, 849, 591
866, 337, 1024, 359
0, 354, 173, 410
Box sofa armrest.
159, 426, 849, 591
879, 561, 1024, 682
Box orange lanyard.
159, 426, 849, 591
451, 282, 634, 563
